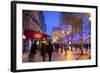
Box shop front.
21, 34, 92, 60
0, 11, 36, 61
22, 30, 50, 52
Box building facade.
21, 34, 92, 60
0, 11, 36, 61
22, 10, 46, 52
53, 26, 69, 43
23, 10, 46, 33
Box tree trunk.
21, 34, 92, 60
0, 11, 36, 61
80, 15, 84, 55
71, 25, 73, 51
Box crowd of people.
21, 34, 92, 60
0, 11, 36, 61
27, 39, 91, 62
28, 40, 54, 62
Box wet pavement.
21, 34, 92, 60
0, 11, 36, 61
22, 48, 91, 63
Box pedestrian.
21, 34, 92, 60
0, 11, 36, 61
60, 44, 63, 54
64, 43, 67, 55
53, 43, 58, 53
28, 40, 37, 62
40, 43, 46, 62
47, 41, 53, 61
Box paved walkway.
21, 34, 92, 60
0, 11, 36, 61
22, 49, 91, 63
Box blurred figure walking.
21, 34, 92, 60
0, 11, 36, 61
29, 40, 37, 62
40, 43, 47, 62
47, 41, 53, 61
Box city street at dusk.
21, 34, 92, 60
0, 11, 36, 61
22, 10, 91, 63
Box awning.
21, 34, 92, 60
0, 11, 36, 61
24, 30, 50, 40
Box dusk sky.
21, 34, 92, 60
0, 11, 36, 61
43, 11, 60, 39
43, 11, 90, 40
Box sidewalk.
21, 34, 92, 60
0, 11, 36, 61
22, 49, 91, 63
